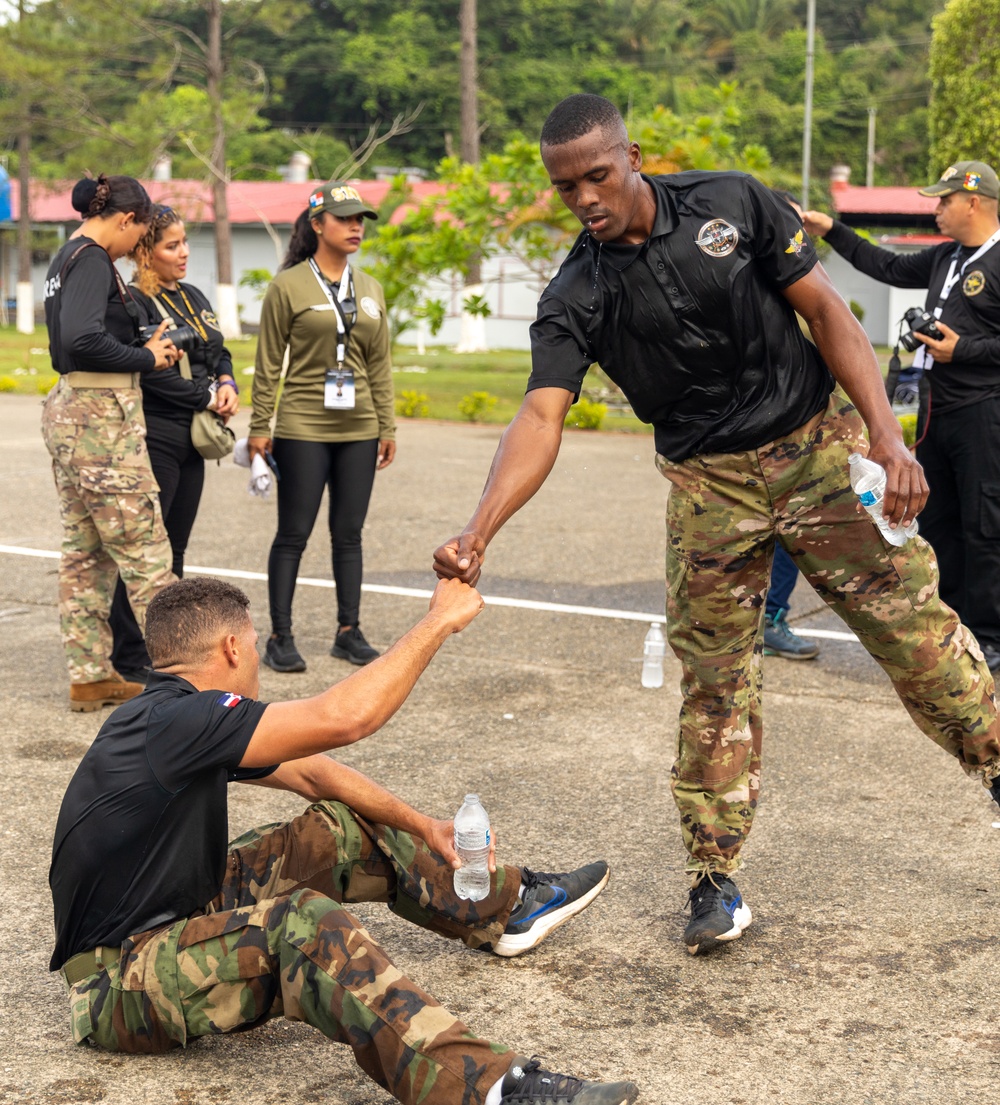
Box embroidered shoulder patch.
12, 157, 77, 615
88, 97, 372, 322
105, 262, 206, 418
785, 229, 806, 255
360, 295, 380, 319
217, 692, 243, 708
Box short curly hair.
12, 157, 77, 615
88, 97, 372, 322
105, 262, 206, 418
540, 94, 628, 149
146, 578, 253, 669
129, 204, 184, 297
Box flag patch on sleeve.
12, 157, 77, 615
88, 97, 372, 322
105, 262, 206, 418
217, 692, 243, 708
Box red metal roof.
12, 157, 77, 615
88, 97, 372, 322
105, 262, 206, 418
9, 178, 446, 227
830, 182, 938, 217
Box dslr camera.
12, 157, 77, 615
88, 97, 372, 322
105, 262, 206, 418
138, 322, 199, 355
899, 307, 944, 352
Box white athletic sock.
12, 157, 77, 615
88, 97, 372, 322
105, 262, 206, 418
485, 1073, 506, 1105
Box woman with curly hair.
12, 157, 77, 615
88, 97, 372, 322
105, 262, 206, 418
108, 204, 240, 683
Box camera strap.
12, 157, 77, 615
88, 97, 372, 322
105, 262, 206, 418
149, 293, 192, 380
308, 258, 354, 368
913, 228, 1000, 369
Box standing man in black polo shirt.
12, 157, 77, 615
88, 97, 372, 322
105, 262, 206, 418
802, 161, 1000, 672
433, 95, 1000, 956
49, 576, 635, 1105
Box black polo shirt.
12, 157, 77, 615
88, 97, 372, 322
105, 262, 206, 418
49, 672, 274, 970
528, 171, 834, 461
824, 220, 1000, 414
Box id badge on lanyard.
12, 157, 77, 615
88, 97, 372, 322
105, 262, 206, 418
310, 258, 357, 410
325, 366, 356, 409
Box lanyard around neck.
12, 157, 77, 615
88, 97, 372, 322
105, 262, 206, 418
935, 229, 1000, 310
159, 285, 208, 342
308, 258, 353, 366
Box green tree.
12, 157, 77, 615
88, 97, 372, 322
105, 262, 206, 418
928, 0, 1000, 171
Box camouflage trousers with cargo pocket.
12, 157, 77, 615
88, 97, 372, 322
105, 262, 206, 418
657, 393, 1000, 876
41, 378, 175, 683
61, 801, 520, 1105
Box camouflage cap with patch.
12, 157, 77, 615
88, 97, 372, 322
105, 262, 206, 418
307, 181, 378, 220
918, 160, 999, 200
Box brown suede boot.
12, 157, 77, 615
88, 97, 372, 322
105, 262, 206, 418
69, 675, 144, 713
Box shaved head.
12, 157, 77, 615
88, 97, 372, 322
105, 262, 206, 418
540, 94, 628, 151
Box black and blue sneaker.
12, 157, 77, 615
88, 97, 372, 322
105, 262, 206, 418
493, 862, 610, 958
683, 872, 752, 955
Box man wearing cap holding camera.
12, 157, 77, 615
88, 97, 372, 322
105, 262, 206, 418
803, 161, 1000, 673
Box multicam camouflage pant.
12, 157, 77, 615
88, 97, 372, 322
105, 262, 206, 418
657, 393, 1000, 876
41, 378, 174, 683
62, 802, 519, 1105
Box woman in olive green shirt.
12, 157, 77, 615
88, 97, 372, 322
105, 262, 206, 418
249, 182, 395, 672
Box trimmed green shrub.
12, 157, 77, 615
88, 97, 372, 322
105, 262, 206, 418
565, 396, 607, 430
458, 390, 498, 422
396, 389, 430, 418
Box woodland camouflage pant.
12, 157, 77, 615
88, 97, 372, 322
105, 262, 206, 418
657, 393, 1000, 876
41, 378, 174, 683
61, 802, 520, 1105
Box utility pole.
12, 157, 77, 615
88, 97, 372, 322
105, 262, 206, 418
456, 0, 486, 351
206, 0, 240, 338
801, 0, 816, 211
866, 107, 876, 188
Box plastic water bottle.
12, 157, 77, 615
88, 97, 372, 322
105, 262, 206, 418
453, 794, 491, 901
847, 453, 919, 548
641, 622, 666, 688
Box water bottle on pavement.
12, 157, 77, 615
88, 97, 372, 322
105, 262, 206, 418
641, 622, 666, 688
847, 453, 919, 548
453, 794, 491, 901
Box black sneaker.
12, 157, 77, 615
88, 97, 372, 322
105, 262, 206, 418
331, 625, 379, 666
763, 611, 819, 660
989, 775, 1000, 810
683, 872, 752, 955
263, 633, 306, 673
493, 862, 609, 958
500, 1056, 638, 1105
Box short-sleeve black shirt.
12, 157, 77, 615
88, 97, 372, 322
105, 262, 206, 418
528, 171, 834, 461
49, 672, 273, 970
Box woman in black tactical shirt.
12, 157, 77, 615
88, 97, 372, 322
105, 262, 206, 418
108, 205, 239, 682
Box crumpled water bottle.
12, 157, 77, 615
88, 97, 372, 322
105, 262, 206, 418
453, 794, 491, 901
848, 453, 918, 548
641, 622, 666, 688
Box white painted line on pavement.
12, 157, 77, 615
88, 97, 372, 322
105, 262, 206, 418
0, 543, 860, 641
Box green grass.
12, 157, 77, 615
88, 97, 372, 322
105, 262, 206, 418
0, 326, 650, 432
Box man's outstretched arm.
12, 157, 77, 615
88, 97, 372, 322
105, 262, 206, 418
433, 386, 574, 585
240, 578, 484, 767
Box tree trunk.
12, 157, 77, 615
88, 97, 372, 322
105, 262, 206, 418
206, 0, 241, 338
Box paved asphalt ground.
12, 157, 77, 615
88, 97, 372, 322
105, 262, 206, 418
0, 394, 996, 1105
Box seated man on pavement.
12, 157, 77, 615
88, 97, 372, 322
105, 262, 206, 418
49, 576, 637, 1105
